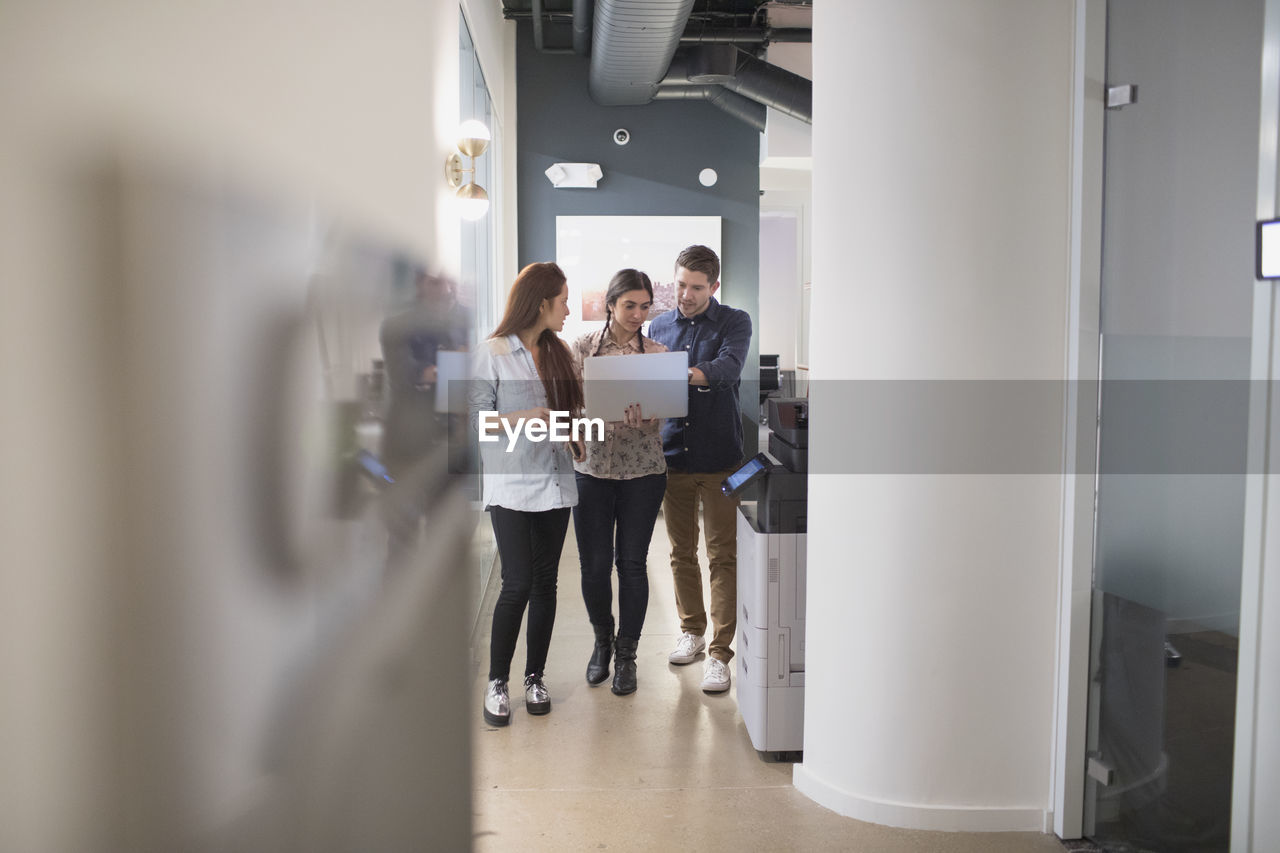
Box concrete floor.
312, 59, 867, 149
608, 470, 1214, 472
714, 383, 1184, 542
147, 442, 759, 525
470, 510, 1068, 852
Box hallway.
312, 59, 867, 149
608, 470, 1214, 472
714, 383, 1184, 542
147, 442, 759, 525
468, 509, 1070, 852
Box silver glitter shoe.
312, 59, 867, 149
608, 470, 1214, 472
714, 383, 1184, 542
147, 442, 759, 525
523, 673, 551, 715
483, 678, 510, 726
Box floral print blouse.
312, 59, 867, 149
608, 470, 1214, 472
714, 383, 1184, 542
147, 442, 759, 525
571, 328, 669, 480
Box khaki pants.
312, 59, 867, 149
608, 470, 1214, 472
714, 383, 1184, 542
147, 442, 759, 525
663, 467, 740, 663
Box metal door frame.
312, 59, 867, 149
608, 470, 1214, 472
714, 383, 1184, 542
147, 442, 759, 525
1053, 0, 1106, 839
1231, 3, 1280, 850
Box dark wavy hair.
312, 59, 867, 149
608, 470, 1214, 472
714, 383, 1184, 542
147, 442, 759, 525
595, 268, 655, 356
490, 262, 583, 414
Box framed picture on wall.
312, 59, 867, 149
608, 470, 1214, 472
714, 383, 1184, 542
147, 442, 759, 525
556, 215, 721, 343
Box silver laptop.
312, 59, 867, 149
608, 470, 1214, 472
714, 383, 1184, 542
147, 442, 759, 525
582, 350, 689, 421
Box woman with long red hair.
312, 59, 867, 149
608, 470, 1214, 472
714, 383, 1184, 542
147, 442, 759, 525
469, 262, 584, 727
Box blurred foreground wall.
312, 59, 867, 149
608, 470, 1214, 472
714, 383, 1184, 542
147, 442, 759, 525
0, 2, 485, 850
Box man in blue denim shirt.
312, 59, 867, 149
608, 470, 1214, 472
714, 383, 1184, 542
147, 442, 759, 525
647, 245, 752, 693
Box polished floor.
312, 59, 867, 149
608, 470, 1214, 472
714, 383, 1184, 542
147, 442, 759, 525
468, 509, 1070, 852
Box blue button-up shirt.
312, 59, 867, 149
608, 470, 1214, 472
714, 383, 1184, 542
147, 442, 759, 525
647, 298, 752, 473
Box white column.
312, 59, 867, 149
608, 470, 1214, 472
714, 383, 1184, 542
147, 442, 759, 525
795, 0, 1077, 831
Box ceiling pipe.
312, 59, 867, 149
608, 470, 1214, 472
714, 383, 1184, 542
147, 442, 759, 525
666, 45, 810, 125
532, 0, 573, 54
723, 47, 811, 124
677, 44, 810, 124
660, 55, 767, 132
652, 86, 766, 132
678, 27, 812, 45
572, 0, 594, 55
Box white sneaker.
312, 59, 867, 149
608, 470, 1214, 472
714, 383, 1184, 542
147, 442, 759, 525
701, 657, 731, 693
668, 632, 706, 665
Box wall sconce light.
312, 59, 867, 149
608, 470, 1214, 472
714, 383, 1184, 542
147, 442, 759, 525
545, 162, 604, 189
446, 119, 491, 221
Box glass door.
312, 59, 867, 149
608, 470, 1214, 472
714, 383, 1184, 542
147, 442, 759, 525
1084, 1, 1265, 850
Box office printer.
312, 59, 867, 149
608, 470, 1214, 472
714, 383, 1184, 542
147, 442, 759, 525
723, 398, 808, 534
723, 397, 809, 755
766, 397, 808, 473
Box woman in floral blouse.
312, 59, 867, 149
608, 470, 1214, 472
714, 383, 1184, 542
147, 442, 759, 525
571, 269, 669, 696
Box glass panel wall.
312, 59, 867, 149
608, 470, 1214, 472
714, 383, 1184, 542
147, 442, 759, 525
1084, 2, 1264, 850
460, 9, 499, 627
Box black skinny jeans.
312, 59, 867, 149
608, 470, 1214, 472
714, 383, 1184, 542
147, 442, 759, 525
487, 505, 571, 682
572, 472, 667, 641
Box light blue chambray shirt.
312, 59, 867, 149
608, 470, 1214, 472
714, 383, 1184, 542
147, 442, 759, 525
469, 334, 578, 512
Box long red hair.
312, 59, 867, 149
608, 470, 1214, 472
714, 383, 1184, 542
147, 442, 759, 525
491, 262, 584, 414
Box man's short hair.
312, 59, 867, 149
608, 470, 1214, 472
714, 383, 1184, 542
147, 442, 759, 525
676, 244, 720, 284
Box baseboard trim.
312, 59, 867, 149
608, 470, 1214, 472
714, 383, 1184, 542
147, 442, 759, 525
792, 764, 1049, 833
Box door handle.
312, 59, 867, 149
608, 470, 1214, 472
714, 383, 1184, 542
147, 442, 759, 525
1106, 84, 1138, 109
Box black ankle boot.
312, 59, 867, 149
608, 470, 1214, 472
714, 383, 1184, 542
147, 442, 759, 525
612, 636, 638, 696
586, 624, 614, 685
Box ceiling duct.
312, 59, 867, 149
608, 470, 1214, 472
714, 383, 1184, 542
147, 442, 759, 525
659, 53, 766, 131
588, 0, 697, 106
652, 86, 766, 132
679, 44, 811, 124
588, 1, 811, 128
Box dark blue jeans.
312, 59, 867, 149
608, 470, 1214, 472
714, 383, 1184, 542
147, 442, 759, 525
572, 472, 667, 641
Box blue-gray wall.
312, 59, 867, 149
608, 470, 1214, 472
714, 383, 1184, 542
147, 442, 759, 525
515, 22, 761, 433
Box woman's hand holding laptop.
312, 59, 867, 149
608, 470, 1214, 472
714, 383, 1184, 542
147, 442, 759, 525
622, 402, 647, 428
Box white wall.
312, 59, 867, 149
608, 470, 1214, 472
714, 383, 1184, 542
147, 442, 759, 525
0, 2, 507, 849
759, 37, 813, 372
760, 170, 811, 373
761, 41, 813, 168
795, 0, 1075, 831
759, 208, 802, 371
761, 176, 814, 383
